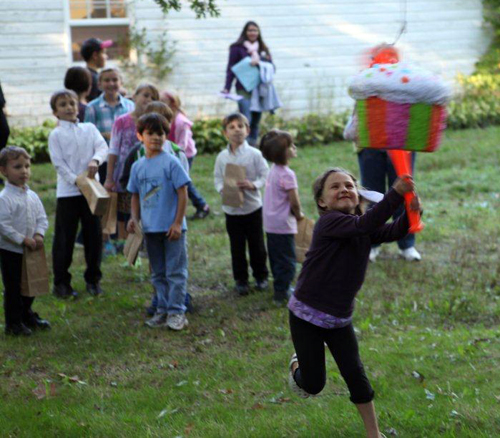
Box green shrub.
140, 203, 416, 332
9, 119, 56, 163
447, 73, 500, 129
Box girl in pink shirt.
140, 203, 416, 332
261, 130, 304, 302
160, 91, 210, 219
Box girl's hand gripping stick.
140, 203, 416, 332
387, 150, 424, 233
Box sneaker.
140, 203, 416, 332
399, 247, 422, 261
191, 205, 210, 220
145, 313, 167, 328
52, 284, 78, 299
86, 283, 103, 296
369, 246, 381, 263
166, 314, 188, 331
255, 279, 269, 291
5, 323, 32, 336
24, 313, 51, 330
273, 289, 290, 304
235, 281, 250, 296
288, 353, 310, 399
103, 241, 117, 257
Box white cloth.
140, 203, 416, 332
0, 182, 48, 254
250, 61, 282, 113
214, 141, 269, 215
48, 120, 109, 198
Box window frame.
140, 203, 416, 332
65, 0, 131, 63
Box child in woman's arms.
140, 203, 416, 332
0, 147, 50, 336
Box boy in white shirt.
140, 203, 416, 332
0, 147, 49, 336
48, 89, 108, 299
214, 113, 269, 296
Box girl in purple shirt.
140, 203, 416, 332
261, 130, 304, 302
288, 167, 420, 438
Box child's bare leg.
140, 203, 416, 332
356, 401, 381, 438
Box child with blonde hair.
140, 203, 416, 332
0, 147, 49, 336
287, 167, 420, 438
161, 91, 210, 219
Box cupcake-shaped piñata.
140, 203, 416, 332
348, 63, 452, 152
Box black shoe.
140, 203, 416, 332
53, 284, 78, 299
255, 279, 269, 291
5, 323, 32, 336
273, 290, 289, 303
190, 206, 210, 220
235, 281, 250, 296
24, 313, 51, 330
86, 283, 103, 296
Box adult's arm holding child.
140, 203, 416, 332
167, 185, 188, 241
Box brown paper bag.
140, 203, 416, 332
123, 223, 143, 266
76, 172, 110, 216
102, 192, 118, 235
222, 163, 246, 208
295, 217, 315, 263
21, 247, 50, 297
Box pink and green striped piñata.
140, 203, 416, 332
356, 97, 447, 152
349, 62, 452, 152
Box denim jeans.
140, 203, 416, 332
237, 97, 262, 146
186, 157, 207, 211
357, 149, 415, 250
266, 233, 296, 298
144, 231, 188, 315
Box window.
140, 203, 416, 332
69, 0, 130, 61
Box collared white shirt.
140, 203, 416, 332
0, 182, 48, 254
214, 141, 269, 215
48, 120, 109, 198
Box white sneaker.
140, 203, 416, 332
369, 247, 381, 263
399, 247, 422, 261
288, 353, 311, 399
166, 314, 188, 331
145, 313, 167, 328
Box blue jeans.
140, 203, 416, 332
266, 233, 296, 299
237, 97, 262, 146
357, 149, 415, 250
145, 231, 188, 315
187, 157, 207, 211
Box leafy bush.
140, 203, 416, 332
9, 120, 56, 163
447, 73, 500, 129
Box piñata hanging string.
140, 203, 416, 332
392, 0, 407, 46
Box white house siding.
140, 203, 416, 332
0, 0, 69, 126
0, 0, 491, 126
134, 0, 491, 118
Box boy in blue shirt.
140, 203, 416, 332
127, 113, 190, 330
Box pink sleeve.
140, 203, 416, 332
109, 118, 123, 156
175, 121, 197, 158
280, 169, 298, 191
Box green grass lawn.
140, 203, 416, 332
1, 127, 500, 437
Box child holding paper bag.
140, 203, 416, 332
214, 113, 269, 296
0, 147, 50, 336
48, 89, 109, 299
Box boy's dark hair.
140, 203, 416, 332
137, 113, 169, 135
313, 167, 365, 216
222, 112, 250, 130
80, 37, 110, 62
50, 89, 78, 112
64, 67, 92, 95
0, 146, 31, 167
144, 102, 173, 131
260, 129, 293, 165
